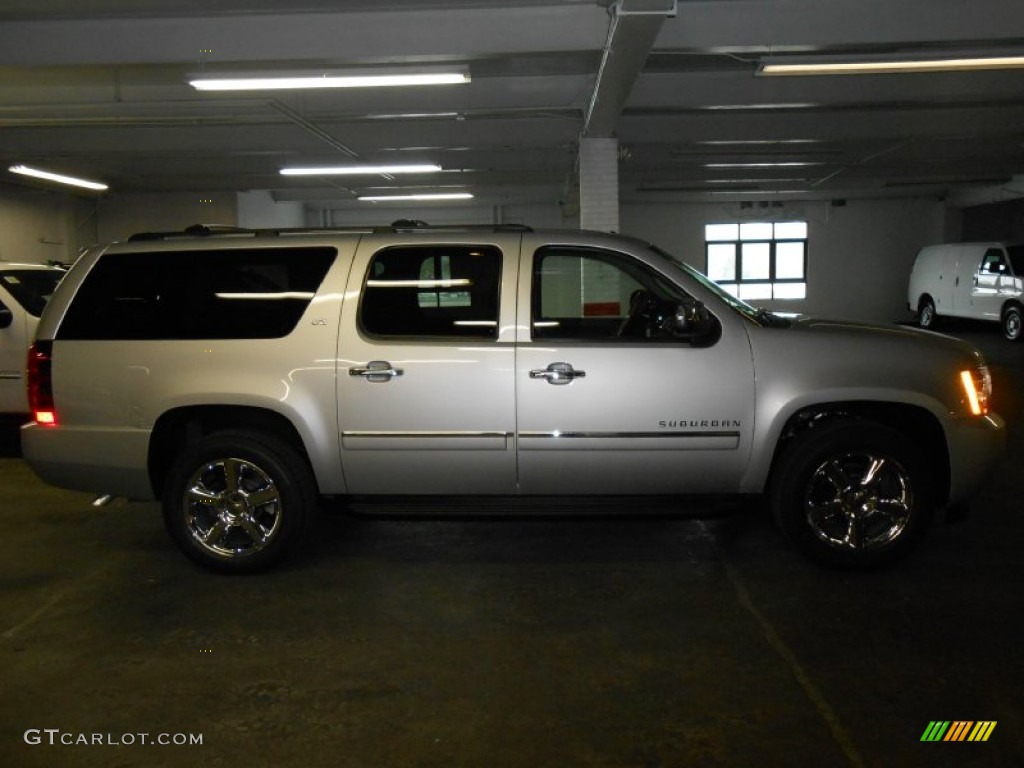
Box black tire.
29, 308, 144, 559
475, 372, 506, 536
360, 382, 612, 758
161, 430, 317, 573
917, 297, 937, 329
1002, 304, 1023, 342
770, 421, 934, 568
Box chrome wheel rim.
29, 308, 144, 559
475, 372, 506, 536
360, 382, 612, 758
183, 457, 283, 559
804, 452, 913, 550
919, 303, 934, 326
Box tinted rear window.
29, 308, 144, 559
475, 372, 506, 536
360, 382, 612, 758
57, 247, 336, 340
0, 269, 64, 317
359, 245, 502, 340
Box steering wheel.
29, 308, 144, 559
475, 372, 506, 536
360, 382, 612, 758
617, 289, 657, 337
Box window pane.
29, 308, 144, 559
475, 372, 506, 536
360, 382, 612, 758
57, 247, 335, 340
538, 254, 583, 317
775, 242, 805, 279
0, 269, 64, 317
774, 221, 807, 239
719, 283, 739, 298
362, 246, 501, 339
533, 246, 694, 341
707, 244, 736, 281
739, 283, 772, 301
740, 222, 773, 241
741, 242, 770, 279
705, 223, 738, 242
773, 282, 806, 300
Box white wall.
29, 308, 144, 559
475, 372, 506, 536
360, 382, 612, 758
237, 191, 304, 229
319, 202, 574, 229
0, 185, 98, 264
96, 192, 238, 244
0, 183, 961, 325
622, 199, 951, 324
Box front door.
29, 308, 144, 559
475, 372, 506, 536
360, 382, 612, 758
515, 239, 756, 495
971, 247, 1010, 321
337, 235, 520, 494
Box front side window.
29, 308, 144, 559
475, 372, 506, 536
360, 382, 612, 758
705, 221, 807, 301
979, 249, 1007, 275
57, 247, 336, 340
359, 245, 501, 339
532, 246, 714, 343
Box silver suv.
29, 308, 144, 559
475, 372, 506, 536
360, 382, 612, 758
22, 224, 1005, 572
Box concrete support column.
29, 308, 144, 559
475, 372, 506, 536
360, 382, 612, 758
579, 137, 619, 233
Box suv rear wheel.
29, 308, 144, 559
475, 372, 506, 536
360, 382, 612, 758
161, 430, 316, 573
770, 421, 934, 568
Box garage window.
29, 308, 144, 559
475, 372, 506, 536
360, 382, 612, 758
705, 221, 807, 300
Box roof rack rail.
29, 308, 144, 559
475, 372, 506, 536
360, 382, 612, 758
128, 224, 257, 241
383, 220, 533, 233
127, 221, 533, 241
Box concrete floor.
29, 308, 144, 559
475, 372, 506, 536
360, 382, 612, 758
1, 328, 1022, 768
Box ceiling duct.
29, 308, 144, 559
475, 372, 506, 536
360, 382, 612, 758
583, 0, 676, 137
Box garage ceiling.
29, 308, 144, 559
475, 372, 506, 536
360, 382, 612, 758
2, 0, 1024, 211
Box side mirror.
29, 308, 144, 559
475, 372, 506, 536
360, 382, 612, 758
0, 305, 12, 329
665, 299, 712, 339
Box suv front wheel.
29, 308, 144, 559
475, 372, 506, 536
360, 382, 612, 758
161, 430, 316, 573
770, 421, 934, 568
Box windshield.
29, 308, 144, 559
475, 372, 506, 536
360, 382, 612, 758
0, 268, 65, 317
649, 244, 786, 326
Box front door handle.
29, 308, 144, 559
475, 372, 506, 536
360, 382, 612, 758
529, 362, 586, 386
350, 360, 404, 383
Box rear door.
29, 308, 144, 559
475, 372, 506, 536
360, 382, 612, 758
950, 246, 976, 317
337, 234, 520, 494
514, 236, 756, 495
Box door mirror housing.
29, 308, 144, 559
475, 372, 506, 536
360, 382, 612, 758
663, 299, 717, 343
0, 304, 13, 329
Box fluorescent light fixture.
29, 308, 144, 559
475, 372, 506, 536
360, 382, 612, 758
190, 72, 470, 91
9, 164, 108, 191
280, 164, 442, 176
697, 139, 821, 146
358, 192, 474, 202
704, 162, 823, 168
759, 54, 1024, 76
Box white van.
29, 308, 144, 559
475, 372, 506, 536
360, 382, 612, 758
908, 242, 1024, 341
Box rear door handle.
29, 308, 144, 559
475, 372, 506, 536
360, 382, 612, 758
529, 362, 586, 385
350, 360, 404, 383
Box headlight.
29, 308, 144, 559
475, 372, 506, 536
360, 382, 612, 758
959, 366, 991, 416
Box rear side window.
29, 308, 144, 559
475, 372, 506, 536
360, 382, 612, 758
0, 269, 64, 317
57, 247, 336, 340
359, 245, 501, 339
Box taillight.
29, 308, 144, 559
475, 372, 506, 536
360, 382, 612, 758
27, 341, 57, 427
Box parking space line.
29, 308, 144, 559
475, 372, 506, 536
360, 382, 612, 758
722, 557, 866, 768
2, 562, 113, 641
